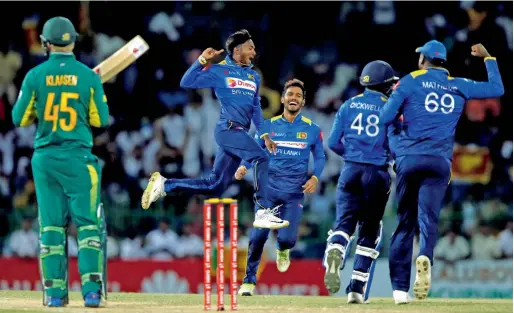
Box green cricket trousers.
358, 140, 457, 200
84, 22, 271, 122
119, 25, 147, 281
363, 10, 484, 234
31, 149, 103, 299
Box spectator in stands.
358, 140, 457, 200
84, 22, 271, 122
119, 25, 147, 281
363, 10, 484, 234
176, 221, 203, 258
499, 220, 513, 258
434, 228, 471, 263
145, 218, 179, 260
2, 217, 38, 258
120, 227, 148, 260
471, 220, 502, 260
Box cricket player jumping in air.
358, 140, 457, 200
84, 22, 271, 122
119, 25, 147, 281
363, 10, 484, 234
234, 79, 326, 296
12, 17, 109, 307
141, 29, 289, 229
380, 41, 504, 304
323, 60, 399, 304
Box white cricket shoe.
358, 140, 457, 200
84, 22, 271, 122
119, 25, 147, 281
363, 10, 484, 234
413, 255, 431, 300
253, 206, 289, 229
141, 172, 166, 210
347, 292, 365, 304
393, 290, 410, 305
238, 283, 255, 296
276, 249, 291, 272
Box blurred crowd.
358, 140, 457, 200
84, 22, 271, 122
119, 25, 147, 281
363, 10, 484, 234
0, 1, 512, 260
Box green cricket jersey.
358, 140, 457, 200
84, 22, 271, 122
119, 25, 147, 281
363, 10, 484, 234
12, 52, 109, 152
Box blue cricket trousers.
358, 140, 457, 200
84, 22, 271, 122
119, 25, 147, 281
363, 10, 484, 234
333, 162, 391, 246
165, 121, 272, 209
389, 155, 451, 292
243, 189, 304, 284
330, 161, 390, 293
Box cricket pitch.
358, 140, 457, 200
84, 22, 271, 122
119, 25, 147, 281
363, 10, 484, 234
0, 291, 511, 313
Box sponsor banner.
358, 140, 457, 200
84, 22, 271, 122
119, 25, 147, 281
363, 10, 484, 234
0, 257, 327, 296
332, 258, 512, 299
0, 258, 509, 298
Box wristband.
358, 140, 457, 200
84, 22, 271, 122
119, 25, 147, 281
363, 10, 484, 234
199, 56, 207, 65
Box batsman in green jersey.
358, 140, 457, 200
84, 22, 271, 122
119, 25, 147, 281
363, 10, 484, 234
12, 17, 109, 307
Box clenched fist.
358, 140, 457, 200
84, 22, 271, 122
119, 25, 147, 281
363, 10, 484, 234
234, 165, 248, 180
471, 44, 491, 58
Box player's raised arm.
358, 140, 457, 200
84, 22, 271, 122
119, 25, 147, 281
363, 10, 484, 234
458, 44, 504, 99
89, 72, 110, 128
12, 70, 37, 127
327, 102, 347, 156
179, 48, 224, 89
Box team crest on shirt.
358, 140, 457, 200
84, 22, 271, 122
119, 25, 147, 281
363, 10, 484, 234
296, 132, 307, 139
247, 74, 255, 80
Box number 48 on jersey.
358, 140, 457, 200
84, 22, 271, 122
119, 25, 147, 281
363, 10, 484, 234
351, 113, 380, 137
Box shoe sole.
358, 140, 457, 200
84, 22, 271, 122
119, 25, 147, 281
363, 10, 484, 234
413, 256, 431, 300
85, 303, 100, 308
277, 261, 290, 272
324, 249, 342, 293
347, 296, 364, 304
141, 172, 160, 210
253, 220, 290, 230
238, 285, 255, 296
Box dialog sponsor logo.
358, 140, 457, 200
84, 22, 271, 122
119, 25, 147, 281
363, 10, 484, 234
226, 77, 257, 91
275, 141, 307, 149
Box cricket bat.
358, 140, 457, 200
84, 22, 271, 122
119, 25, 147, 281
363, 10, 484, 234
93, 35, 149, 83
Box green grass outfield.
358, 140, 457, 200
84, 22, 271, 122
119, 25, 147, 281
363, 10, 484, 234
0, 291, 511, 313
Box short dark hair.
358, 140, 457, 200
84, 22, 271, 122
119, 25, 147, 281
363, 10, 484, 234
283, 79, 306, 98
225, 29, 252, 56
